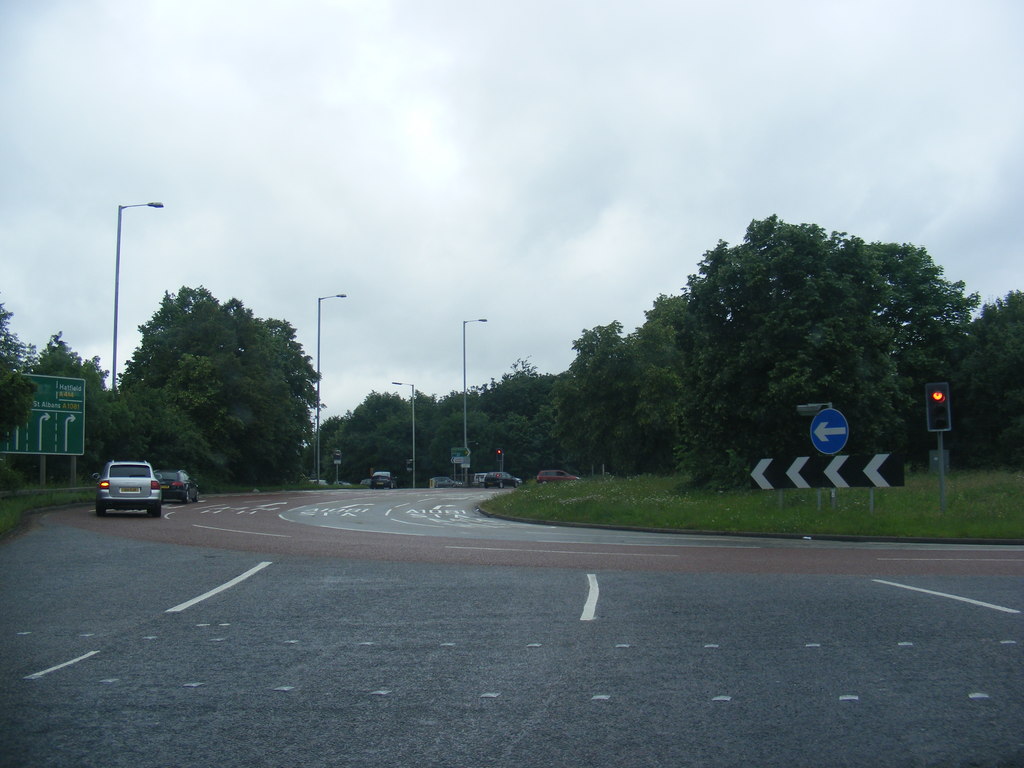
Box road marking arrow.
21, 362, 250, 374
824, 455, 849, 487
751, 459, 773, 490
864, 453, 890, 487
786, 457, 811, 488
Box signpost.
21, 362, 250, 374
451, 446, 470, 467
809, 408, 848, 455
750, 454, 904, 490
0, 375, 85, 456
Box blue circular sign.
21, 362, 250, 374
810, 408, 849, 454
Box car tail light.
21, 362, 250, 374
151, 480, 161, 490
170, 481, 184, 488
98, 480, 110, 489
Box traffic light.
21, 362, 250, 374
925, 382, 951, 432
496, 449, 503, 457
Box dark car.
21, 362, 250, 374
483, 471, 521, 489
95, 460, 162, 517
370, 471, 397, 489
536, 469, 580, 483
155, 469, 199, 503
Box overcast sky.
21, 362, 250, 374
2, 0, 1021, 421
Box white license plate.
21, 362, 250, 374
120, 487, 141, 494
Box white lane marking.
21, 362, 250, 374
24, 650, 100, 680
872, 561, 1024, 565
446, 545, 677, 558
166, 562, 273, 613
581, 574, 599, 621
873, 579, 1021, 614
193, 525, 290, 538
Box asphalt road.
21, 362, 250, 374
1, 489, 1021, 767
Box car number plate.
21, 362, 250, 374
121, 487, 141, 494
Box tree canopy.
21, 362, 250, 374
120, 287, 317, 484
2, 218, 1017, 490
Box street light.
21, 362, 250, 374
392, 381, 416, 488
462, 318, 487, 482
316, 293, 347, 484
112, 202, 163, 392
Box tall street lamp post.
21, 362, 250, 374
392, 381, 416, 488
112, 202, 163, 393
462, 318, 487, 482
316, 293, 347, 484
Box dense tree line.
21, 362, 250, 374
2, 216, 1021, 490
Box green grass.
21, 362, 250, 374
4, 472, 1021, 541
0, 490, 94, 537
482, 471, 1024, 540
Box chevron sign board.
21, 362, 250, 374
750, 454, 904, 490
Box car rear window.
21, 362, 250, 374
109, 465, 152, 478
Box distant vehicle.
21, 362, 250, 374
483, 471, 521, 489
536, 469, 580, 483
430, 476, 458, 488
154, 469, 199, 503
370, 471, 397, 489
94, 460, 162, 517
471, 473, 487, 487
359, 478, 372, 486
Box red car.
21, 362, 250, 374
536, 470, 579, 483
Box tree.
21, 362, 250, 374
867, 242, 978, 462
553, 322, 645, 474
0, 302, 35, 436
675, 217, 904, 486
957, 291, 1024, 468
121, 287, 317, 484
479, 360, 563, 477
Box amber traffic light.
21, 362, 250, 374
925, 382, 951, 432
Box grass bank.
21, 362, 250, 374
481, 471, 1024, 541
0, 489, 94, 537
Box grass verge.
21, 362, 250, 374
0, 490, 94, 537
481, 471, 1024, 540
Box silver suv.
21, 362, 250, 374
95, 460, 162, 517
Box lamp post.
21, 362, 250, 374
316, 293, 347, 484
392, 381, 416, 488
462, 318, 487, 482
112, 202, 163, 393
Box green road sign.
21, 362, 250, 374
0, 374, 85, 456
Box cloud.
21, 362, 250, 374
2, 0, 1021, 422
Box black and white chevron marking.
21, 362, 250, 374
750, 454, 904, 490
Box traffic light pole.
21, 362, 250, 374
937, 431, 946, 513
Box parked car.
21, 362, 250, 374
94, 460, 162, 517
370, 471, 397, 489
154, 469, 199, 503
536, 469, 580, 483
483, 471, 521, 489
430, 476, 458, 488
